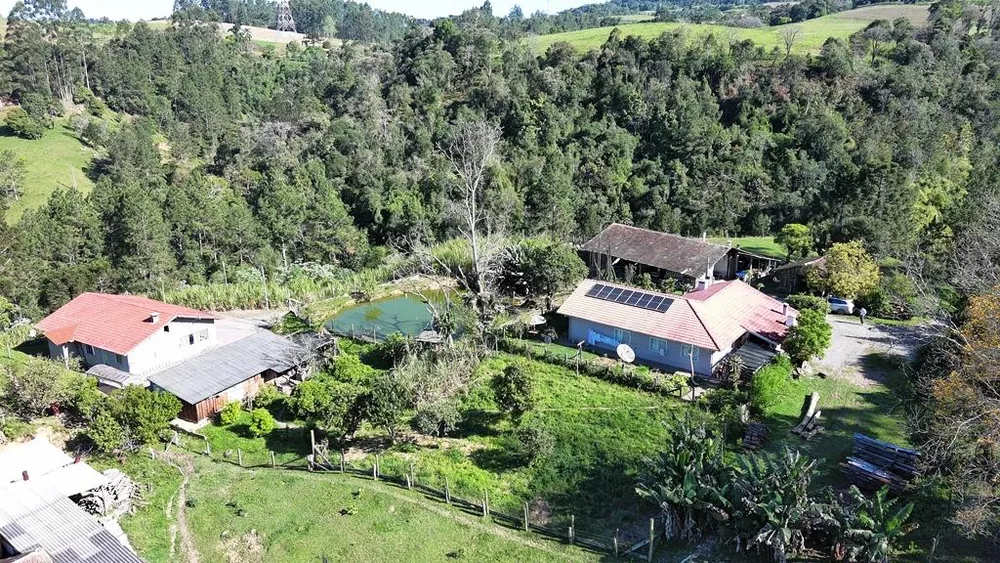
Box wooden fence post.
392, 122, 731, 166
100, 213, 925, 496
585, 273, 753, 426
482, 491, 488, 517
445, 478, 451, 504
204, 438, 211, 456
613, 529, 619, 556
373, 455, 378, 481
647, 517, 655, 562
569, 514, 575, 545
270, 450, 276, 468
310, 429, 316, 457
340, 450, 345, 473
523, 502, 529, 532
148, 447, 155, 460
237, 448, 243, 467
408, 462, 414, 489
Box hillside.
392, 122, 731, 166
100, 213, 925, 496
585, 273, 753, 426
528, 4, 930, 54
0, 118, 96, 222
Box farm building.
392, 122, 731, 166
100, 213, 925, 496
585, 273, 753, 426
0, 438, 142, 563
148, 329, 308, 422
581, 223, 780, 285
35, 292, 309, 422
558, 278, 796, 377
766, 256, 826, 294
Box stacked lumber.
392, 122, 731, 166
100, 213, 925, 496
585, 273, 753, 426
841, 433, 920, 493
78, 469, 141, 519
743, 422, 769, 451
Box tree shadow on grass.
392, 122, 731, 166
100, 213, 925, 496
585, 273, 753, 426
468, 446, 523, 473
450, 410, 504, 439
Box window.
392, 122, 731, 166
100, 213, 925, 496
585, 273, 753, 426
188, 334, 195, 345
681, 344, 700, 362
163, 325, 170, 332
649, 337, 668, 356
613, 328, 631, 345
115, 354, 123, 363
84, 344, 95, 355
197, 329, 209, 342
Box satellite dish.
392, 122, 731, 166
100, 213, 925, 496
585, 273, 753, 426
528, 315, 547, 327
617, 343, 635, 364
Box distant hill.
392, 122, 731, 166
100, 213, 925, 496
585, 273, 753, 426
528, 4, 930, 55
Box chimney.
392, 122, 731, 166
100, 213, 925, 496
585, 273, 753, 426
149, 312, 160, 323
785, 314, 797, 328
782, 302, 789, 316
695, 276, 712, 291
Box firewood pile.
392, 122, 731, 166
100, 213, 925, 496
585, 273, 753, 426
742, 422, 769, 451
78, 469, 142, 519
841, 433, 920, 493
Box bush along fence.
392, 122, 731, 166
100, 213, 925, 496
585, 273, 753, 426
497, 337, 691, 399
162, 429, 666, 561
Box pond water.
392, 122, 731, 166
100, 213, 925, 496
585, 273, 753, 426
324, 292, 444, 338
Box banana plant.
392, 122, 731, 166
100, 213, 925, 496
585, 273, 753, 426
836, 485, 916, 563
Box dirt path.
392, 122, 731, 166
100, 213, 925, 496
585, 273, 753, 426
293, 472, 585, 561
160, 451, 200, 563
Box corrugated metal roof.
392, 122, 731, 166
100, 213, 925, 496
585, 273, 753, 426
732, 341, 778, 373
0, 480, 142, 563
558, 279, 797, 351
148, 330, 307, 404
582, 223, 730, 278
0, 439, 73, 485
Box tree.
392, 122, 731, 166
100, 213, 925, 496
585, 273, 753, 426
292, 376, 365, 442
365, 371, 407, 443
4, 107, 45, 139
807, 241, 879, 299
776, 223, 812, 261
0, 357, 66, 420
781, 27, 801, 56
0, 151, 27, 206
491, 361, 535, 421
833, 486, 916, 563
783, 309, 832, 364
515, 238, 587, 300
87, 385, 181, 453
219, 401, 242, 425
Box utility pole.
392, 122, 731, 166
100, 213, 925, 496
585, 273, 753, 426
277, 0, 296, 33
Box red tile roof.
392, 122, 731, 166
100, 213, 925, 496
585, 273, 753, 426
558, 279, 796, 351
36, 293, 217, 355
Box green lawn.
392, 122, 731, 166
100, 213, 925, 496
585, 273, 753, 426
709, 235, 786, 260
761, 358, 911, 489
528, 4, 930, 55
0, 118, 96, 222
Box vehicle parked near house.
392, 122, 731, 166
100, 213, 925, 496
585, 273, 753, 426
828, 296, 854, 315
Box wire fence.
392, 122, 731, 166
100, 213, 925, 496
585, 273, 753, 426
160, 429, 664, 561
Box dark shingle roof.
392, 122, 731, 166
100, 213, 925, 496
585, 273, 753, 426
581, 223, 730, 278
0, 481, 142, 563
148, 330, 307, 404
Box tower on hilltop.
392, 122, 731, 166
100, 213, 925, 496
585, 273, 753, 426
277, 0, 296, 33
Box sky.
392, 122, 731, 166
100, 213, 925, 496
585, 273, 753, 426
0, 0, 597, 22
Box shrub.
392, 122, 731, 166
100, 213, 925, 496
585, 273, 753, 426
491, 361, 536, 421
87, 386, 181, 453
252, 384, 285, 411
4, 108, 45, 139
330, 353, 376, 384
784, 309, 832, 364
750, 356, 792, 415
412, 399, 461, 437
0, 358, 68, 420
248, 408, 276, 437
786, 294, 830, 313
515, 424, 555, 463
368, 332, 410, 368
219, 401, 243, 425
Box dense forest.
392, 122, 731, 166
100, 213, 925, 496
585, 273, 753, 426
4, 0, 1000, 546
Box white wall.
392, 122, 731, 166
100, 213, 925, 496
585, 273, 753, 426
127, 318, 217, 375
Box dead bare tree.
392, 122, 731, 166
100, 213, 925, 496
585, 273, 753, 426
438, 120, 509, 322
781, 27, 801, 57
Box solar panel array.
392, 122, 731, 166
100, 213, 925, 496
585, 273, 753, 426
585, 283, 673, 312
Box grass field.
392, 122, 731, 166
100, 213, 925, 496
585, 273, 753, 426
528, 4, 930, 55
0, 119, 96, 222
708, 235, 786, 260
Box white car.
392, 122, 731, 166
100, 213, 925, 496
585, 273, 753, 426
827, 296, 854, 315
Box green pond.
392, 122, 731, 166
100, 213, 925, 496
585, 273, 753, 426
325, 292, 444, 338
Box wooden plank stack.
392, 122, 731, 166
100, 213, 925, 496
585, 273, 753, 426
78, 469, 142, 519
841, 433, 920, 493
742, 422, 769, 451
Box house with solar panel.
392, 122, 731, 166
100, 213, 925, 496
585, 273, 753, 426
35, 293, 308, 423
557, 278, 797, 377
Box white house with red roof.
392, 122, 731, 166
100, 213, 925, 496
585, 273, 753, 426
558, 278, 797, 377
36, 293, 220, 377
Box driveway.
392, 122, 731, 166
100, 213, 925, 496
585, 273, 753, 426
810, 315, 937, 387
